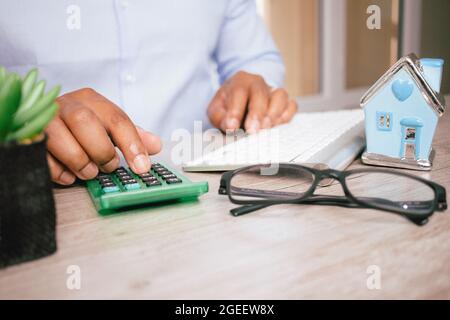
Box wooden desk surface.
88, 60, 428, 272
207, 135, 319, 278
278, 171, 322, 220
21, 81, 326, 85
1, 111, 449, 300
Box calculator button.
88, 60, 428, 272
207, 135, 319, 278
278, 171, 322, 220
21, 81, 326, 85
142, 176, 158, 183
117, 171, 130, 177
103, 186, 120, 193
124, 183, 141, 190
97, 173, 110, 179
139, 172, 153, 178
146, 181, 162, 187
161, 174, 177, 180
157, 170, 172, 176
121, 179, 137, 184
166, 178, 182, 184
101, 182, 116, 188
118, 173, 132, 179
98, 177, 113, 183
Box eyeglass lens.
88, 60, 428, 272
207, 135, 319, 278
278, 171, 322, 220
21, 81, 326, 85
345, 172, 435, 214
229, 165, 315, 202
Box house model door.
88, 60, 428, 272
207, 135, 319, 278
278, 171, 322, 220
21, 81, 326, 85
400, 118, 423, 160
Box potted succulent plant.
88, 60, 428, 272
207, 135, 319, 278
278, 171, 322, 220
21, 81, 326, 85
0, 66, 60, 268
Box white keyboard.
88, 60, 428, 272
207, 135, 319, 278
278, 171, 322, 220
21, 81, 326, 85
183, 109, 366, 172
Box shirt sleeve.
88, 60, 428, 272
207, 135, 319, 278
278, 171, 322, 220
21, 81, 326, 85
214, 0, 286, 88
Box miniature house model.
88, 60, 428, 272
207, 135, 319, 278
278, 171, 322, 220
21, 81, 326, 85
360, 53, 446, 171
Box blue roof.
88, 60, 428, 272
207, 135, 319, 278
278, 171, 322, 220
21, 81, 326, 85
361, 54, 446, 117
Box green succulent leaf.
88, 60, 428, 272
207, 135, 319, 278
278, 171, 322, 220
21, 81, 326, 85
6, 102, 58, 142
0, 73, 22, 142
12, 85, 61, 130
0, 66, 6, 88
17, 79, 46, 113
21, 68, 38, 101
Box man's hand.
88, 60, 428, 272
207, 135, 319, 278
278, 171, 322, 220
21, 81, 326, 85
46, 88, 162, 185
207, 71, 297, 133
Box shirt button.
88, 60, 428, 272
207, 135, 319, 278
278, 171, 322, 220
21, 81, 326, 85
124, 74, 136, 84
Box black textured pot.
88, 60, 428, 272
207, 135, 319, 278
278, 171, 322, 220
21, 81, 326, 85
0, 136, 57, 268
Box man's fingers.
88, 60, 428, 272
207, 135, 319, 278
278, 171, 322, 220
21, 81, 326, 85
277, 100, 298, 125
136, 126, 163, 155
245, 82, 270, 133
266, 89, 289, 129
86, 94, 151, 174
102, 107, 150, 174
47, 152, 76, 185
60, 103, 119, 173
48, 88, 163, 178
46, 116, 99, 180
223, 85, 249, 131
207, 89, 227, 130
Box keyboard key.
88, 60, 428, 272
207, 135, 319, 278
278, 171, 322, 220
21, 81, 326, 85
146, 180, 162, 187
166, 178, 182, 184
124, 183, 140, 191
103, 185, 120, 193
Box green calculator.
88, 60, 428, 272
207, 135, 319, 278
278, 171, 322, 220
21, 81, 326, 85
86, 162, 208, 214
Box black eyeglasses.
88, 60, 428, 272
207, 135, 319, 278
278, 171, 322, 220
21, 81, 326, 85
219, 163, 447, 226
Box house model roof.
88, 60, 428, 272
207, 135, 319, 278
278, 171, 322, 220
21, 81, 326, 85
360, 53, 446, 117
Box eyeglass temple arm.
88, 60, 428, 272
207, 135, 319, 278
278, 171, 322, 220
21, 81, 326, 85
230, 196, 360, 217
230, 195, 440, 218
230, 204, 270, 216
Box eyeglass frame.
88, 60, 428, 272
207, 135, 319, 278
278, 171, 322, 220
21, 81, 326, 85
218, 163, 447, 226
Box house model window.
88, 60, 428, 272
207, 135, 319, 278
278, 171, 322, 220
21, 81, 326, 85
376, 112, 392, 131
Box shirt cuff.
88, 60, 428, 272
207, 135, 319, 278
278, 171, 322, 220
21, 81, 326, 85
234, 58, 286, 88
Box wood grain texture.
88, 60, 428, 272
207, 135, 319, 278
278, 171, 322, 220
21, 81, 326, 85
1, 111, 449, 299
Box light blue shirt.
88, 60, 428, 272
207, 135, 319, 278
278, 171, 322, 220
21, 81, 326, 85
0, 0, 285, 140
